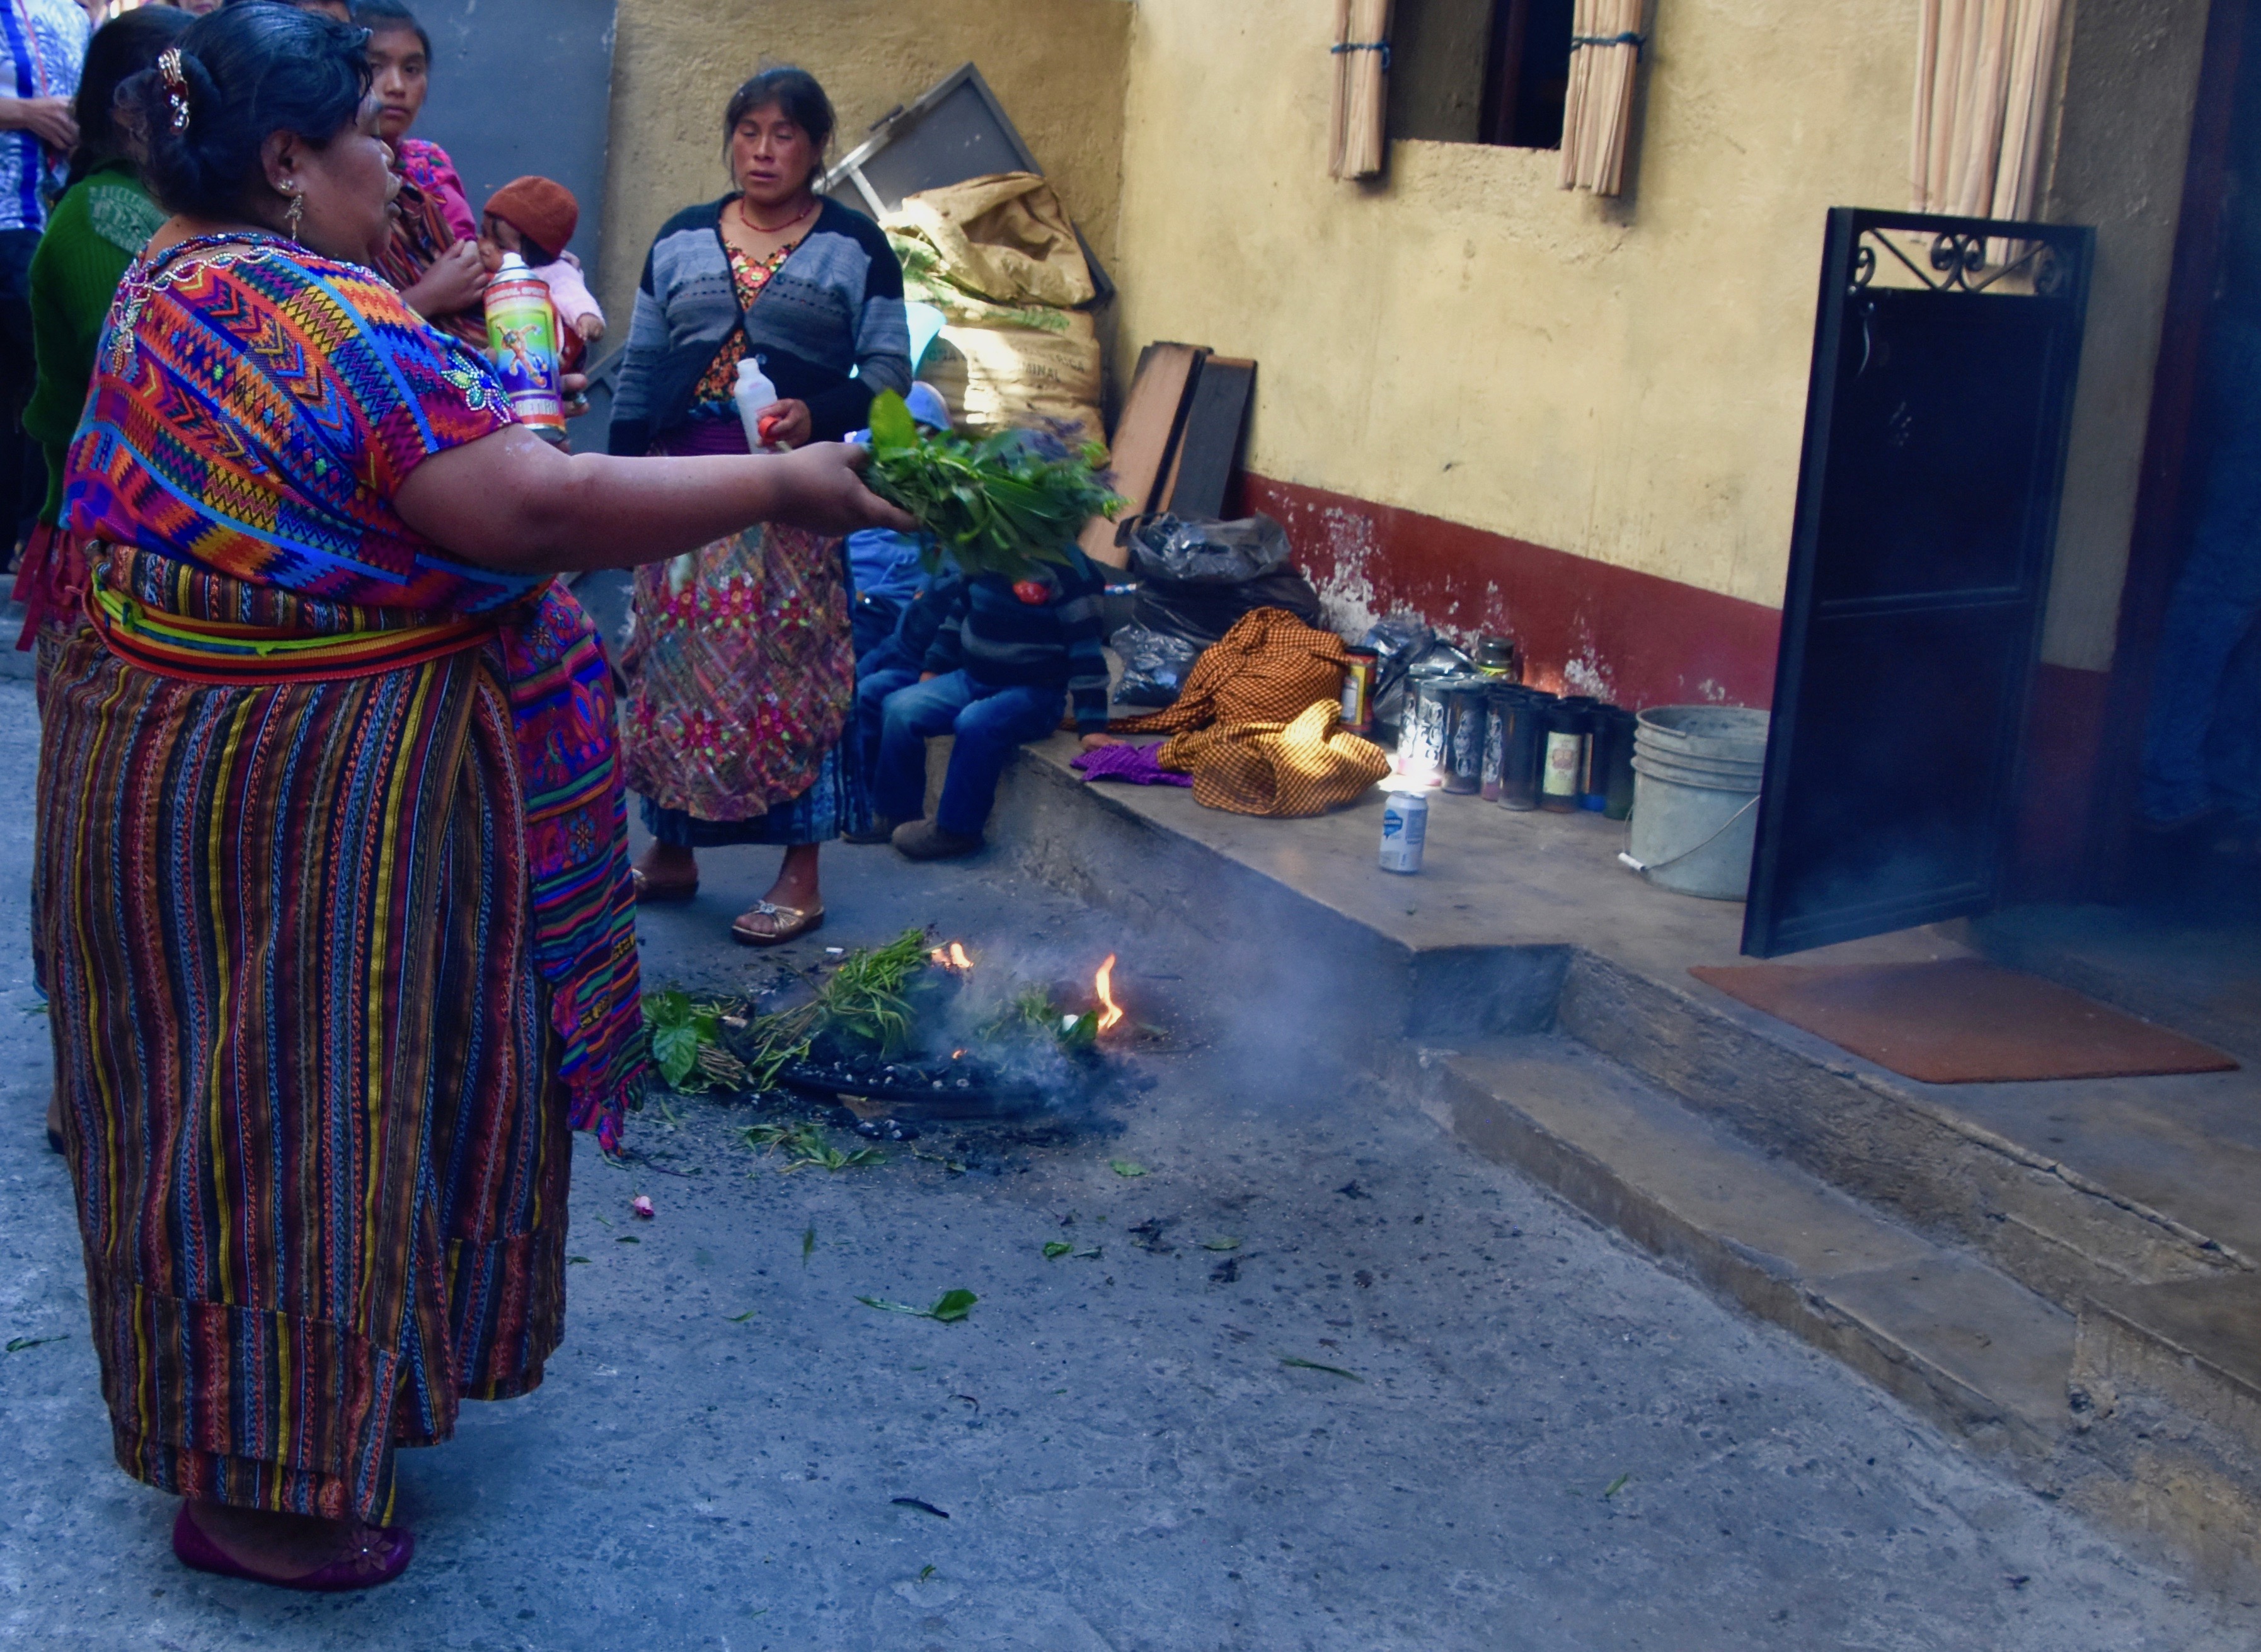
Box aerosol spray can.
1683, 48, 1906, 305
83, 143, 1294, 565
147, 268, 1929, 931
483, 253, 566, 442
1340, 648, 1379, 735
1379, 786, 1429, 875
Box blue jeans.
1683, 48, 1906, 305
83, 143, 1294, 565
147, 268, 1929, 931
853, 662, 920, 794
874, 671, 1067, 838
2142, 320, 2261, 822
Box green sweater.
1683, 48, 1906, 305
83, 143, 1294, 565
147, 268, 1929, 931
25, 163, 166, 525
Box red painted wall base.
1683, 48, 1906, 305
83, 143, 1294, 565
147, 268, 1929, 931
1242, 474, 1783, 711
1239, 472, 2109, 903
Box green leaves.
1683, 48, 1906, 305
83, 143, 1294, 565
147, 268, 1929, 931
868, 386, 919, 450
642, 988, 751, 1093
1278, 1354, 1363, 1382
1043, 1241, 1074, 1259
1110, 1159, 1148, 1178
928, 1289, 978, 1323
863, 390, 1122, 582
4, 1335, 64, 1353
1202, 1236, 1242, 1252
858, 1289, 979, 1323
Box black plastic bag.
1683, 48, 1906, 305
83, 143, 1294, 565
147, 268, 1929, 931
1124, 513, 1294, 583
1112, 622, 1204, 707
1123, 513, 1323, 646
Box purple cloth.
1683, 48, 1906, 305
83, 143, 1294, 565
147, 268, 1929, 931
1073, 742, 1194, 788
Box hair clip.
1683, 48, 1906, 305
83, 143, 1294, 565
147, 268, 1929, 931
158, 48, 190, 133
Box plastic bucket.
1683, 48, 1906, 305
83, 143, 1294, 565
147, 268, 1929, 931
1625, 706, 1770, 900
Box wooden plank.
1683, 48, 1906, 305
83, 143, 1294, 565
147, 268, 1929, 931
1078, 341, 1205, 568
1161, 357, 1256, 522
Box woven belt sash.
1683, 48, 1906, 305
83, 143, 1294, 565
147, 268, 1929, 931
88, 585, 497, 685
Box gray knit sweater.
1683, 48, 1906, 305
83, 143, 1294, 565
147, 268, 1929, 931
607, 196, 911, 456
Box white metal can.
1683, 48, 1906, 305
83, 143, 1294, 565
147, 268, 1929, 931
1379, 788, 1429, 874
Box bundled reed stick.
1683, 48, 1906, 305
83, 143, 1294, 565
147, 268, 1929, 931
1558, 0, 1643, 197
1328, 0, 1393, 180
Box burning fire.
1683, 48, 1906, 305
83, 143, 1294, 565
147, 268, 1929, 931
1094, 955, 1124, 1035
929, 941, 974, 972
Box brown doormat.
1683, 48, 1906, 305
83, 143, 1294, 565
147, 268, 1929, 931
1688, 958, 2240, 1084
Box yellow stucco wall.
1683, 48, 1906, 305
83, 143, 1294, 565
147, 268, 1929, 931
1108, 0, 2210, 670
597, 0, 1132, 341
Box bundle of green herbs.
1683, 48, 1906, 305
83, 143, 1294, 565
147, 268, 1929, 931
863, 389, 1122, 580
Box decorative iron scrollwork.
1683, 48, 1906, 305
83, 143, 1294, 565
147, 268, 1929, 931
1848, 226, 2070, 297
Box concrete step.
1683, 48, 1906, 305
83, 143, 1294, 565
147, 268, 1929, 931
1415, 1035, 2077, 1463
2071, 1276, 2261, 1599
1556, 947, 2255, 1318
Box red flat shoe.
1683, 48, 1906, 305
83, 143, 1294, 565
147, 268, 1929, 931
171, 1505, 415, 1592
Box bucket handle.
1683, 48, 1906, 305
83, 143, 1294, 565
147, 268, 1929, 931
1616, 793, 1760, 877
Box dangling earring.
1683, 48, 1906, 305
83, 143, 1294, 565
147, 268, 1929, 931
284, 186, 304, 239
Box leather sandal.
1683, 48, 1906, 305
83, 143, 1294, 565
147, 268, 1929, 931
171, 1504, 415, 1593
730, 900, 824, 947
630, 866, 698, 903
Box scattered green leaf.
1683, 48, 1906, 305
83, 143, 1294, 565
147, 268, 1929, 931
567, 1255, 591, 1265
918, 1564, 937, 1583
4, 1335, 63, 1353
617, 1236, 640, 1244
1602, 1473, 1631, 1499
1110, 1160, 1147, 1178
929, 1289, 977, 1322
857, 1289, 979, 1323
726, 1307, 758, 1323
802, 1225, 816, 1268
1278, 1354, 1364, 1382
1202, 1236, 1242, 1251
911, 1149, 969, 1173
1043, 1241, 1074, 1259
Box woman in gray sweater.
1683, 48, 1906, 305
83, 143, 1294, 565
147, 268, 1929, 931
609, 66, 911, 944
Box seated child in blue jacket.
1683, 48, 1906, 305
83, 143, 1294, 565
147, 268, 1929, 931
862, 551, 1113, 859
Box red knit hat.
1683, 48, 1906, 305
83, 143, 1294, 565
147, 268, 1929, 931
483, 176, 580, 262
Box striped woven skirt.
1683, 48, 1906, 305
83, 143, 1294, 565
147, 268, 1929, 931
37, 554, 570, 1523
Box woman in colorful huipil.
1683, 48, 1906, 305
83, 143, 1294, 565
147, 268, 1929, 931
45, 6, 907, 1590
610, 66, 912, 945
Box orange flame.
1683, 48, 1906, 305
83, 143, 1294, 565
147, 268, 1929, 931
1095, 954, 1124, 1034
929, 942, 975, 972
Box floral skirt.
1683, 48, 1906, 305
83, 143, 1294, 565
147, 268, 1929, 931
621, 520, 860, 832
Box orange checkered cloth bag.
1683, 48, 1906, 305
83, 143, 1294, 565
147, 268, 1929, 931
1110, 608, 1389, 817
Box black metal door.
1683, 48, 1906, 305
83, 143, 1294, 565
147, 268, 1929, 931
1741, 209, 2093, 958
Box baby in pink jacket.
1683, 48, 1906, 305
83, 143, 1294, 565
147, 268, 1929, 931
478, 175, 606, 370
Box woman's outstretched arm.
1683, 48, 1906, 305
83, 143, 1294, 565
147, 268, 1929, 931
394, 425, 916, 575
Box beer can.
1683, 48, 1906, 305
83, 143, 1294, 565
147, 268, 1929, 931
1340, 648, 1379, 735
483, 253, 567, 441
1400, 679, 1451, 786
1379, 787, 1429, 874
1442, 677, 1489, 795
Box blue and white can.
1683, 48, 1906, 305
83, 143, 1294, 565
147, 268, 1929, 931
1379, 788, 1429, 875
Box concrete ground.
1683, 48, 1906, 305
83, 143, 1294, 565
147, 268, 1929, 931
0, 674, 2249, 1650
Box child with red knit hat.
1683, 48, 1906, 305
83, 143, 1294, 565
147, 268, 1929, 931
478, 175, 606, 369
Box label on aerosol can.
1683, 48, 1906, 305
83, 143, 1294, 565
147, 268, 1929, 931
1340, 649, 1378, 735
1542, 730, 1584, 798
1379, 788, 1429, 874
483, 253, 567, 441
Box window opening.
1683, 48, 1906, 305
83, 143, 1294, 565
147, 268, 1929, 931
1482, 0, 1577, 150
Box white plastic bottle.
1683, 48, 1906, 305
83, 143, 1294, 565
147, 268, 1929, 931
734, 357, 780, 452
